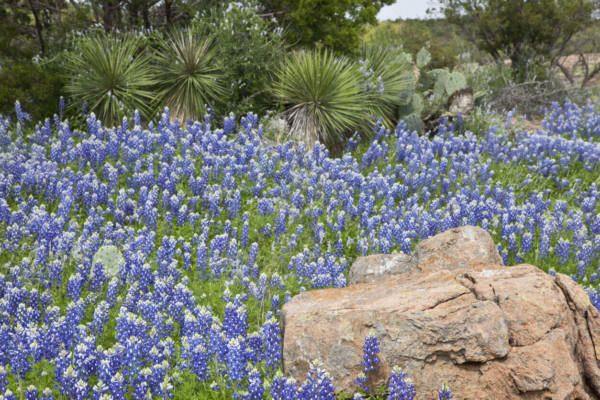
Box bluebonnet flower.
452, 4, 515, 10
354, 371, 368, 392
387, 366, 416, 400
58, 96, 65, 118
438, 382, 453, 400
93, 379, 110, 400
40, 388, 54, 400
361, 330, 380, 372
556, 238, 572, 265
260, 316, 282, 369
246, 367, 263, 400
15, 101, 31, 125
297, 360, 335, 400
270, 371, 287, 400
3, 389, 17, 400
74, 379, 89, 400
223, 303, 248, 340
0, 366, 8, 393
226, 336, 247, 385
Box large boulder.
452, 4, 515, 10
281, 228, 600, 399
348, 226, 503, 285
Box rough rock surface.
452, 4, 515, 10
281, 227, 600, 399
348, 253, 418, 285
448, 86, 475, 115
348, 225, 503, 285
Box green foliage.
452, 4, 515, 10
152, 31, 225, 122
0, 0, 38, 61
0, 61, 65, 121
362, 19, 472, 69
262, 0, 394, 53
359, 46, 415, 128
427, 69, 469, 101
432, 69, 451, 100
459, 63, 513, 105
273, 49, 368, 148
396, 60, 470, 134
63, 34, 155, 127
192, 2, 288, 116
461, 105, 506, 135
438, 0, 598, 82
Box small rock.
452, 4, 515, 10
448, 87, 474, 115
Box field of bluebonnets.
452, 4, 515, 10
1, 98, 600, 400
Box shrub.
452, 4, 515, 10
358, 46, 414, 129
273, 49, 368, 148
63, 33, 155, 127
362, 19, 471, 70
192, 1, 287, 117
0, 61, 64, 122
152, 31, 225, 122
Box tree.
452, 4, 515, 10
435, 0, 598, 81
559, 19, 600, 86
362, 19, 473, 69
259, 0, 394, 53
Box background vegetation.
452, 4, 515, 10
1, 0, 600, 146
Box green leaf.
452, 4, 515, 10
432, 69, 450, 100
398, 93, 424, 119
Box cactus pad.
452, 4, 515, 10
401, 113, 424, 135
416, 48, 431, 68
444, 72, 468, 97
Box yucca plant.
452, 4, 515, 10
64, 34, 154, 127
152, 31, 225, 122
359, 46, 415, 128
273, 50, 368, 149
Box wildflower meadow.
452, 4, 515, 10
1, 99, 600, 399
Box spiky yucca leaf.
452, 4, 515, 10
274, 50, 368, 149
64, 34, 154, 127
359, 46, 415, 127
152, 31, 225, 122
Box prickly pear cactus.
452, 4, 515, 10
401, 113, 424, 134
93, 245, 124, 276
416, 47, 431, 68
444, 72, 468, 97
431, 70, 450, 100
398, 72, 417, 106
398, 93, 424, 118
